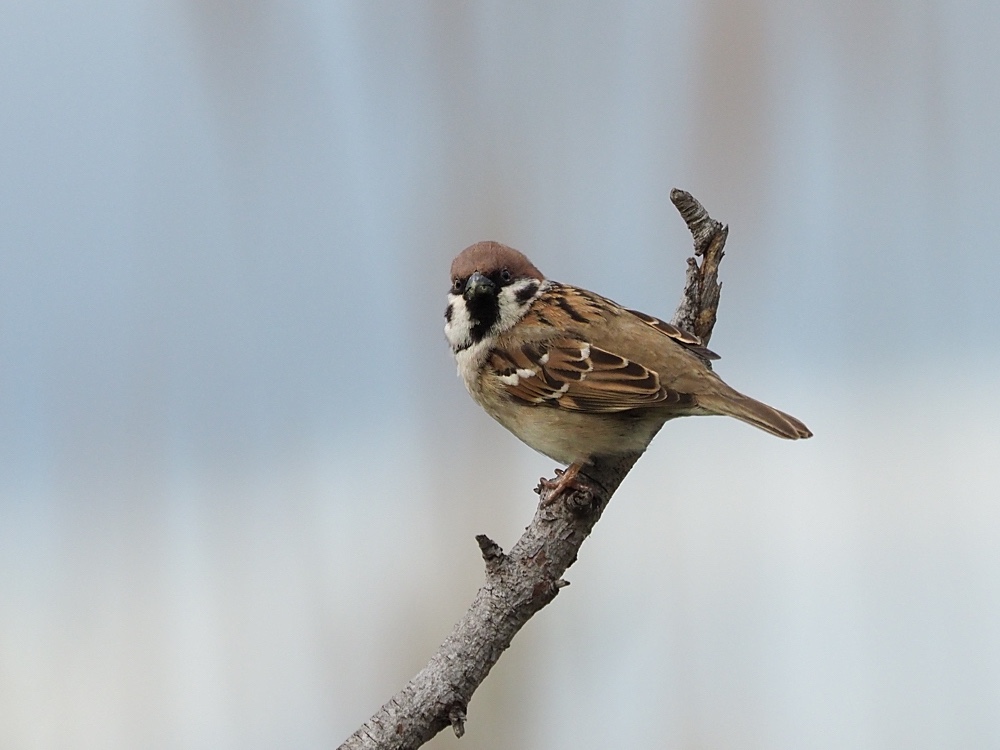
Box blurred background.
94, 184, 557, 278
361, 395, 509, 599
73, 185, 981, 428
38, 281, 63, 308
2, 2, 999, 748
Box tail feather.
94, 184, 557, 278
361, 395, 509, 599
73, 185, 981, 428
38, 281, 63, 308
697, 388, 813, 440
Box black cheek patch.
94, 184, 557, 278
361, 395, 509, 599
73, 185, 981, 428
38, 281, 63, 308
514, 282, 539, 305
444, 303, 453, 322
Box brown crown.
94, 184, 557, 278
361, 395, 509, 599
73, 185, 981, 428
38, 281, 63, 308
450, 241, 544, 282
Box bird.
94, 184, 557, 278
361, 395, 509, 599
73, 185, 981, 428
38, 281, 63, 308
444, 241, 812, 498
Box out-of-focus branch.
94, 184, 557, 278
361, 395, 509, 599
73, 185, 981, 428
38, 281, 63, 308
338, 190, 727, 750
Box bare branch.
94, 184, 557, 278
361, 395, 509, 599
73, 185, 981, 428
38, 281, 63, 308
669, 188, 727, 346
338, 191, 729, 749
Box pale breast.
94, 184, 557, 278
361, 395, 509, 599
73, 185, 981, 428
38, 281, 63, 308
485, 392, 668, 464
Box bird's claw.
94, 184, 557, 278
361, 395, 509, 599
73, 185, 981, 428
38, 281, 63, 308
537, 463, 591, 506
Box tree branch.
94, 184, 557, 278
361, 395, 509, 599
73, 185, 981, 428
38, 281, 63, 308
668, 188, 727, 346
339, 189, 728, 749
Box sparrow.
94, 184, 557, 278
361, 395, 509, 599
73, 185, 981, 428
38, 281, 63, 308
444, 241, 812, 496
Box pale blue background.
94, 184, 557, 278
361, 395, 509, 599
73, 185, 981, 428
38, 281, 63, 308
2, 3, 999, 749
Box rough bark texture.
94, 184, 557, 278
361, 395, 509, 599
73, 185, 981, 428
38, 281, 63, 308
339, 190, 727, 750
668, 188, 727, 346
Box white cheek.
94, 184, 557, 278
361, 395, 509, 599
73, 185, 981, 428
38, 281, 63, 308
496, 282, 539, 330
444, 294, 473, 349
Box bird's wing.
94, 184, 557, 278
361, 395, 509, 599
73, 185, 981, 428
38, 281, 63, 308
624, 309, 720, 361
488, 337, 690, 413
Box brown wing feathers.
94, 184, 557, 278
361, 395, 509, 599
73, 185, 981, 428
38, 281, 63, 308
625, 309, 720, 361
487, 284, 714, 414
491, 334, 810, 438
489, 339, 682, 413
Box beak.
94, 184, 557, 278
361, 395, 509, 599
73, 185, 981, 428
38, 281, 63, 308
464, 271, 496, 300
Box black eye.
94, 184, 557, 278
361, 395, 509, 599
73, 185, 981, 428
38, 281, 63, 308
452, 277, 463, 293
500, 268, 512, 283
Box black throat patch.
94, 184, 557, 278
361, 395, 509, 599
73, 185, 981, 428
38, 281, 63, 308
466, 293, 500, 343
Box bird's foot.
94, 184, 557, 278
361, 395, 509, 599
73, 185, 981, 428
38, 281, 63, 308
536, 463, 592, 507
